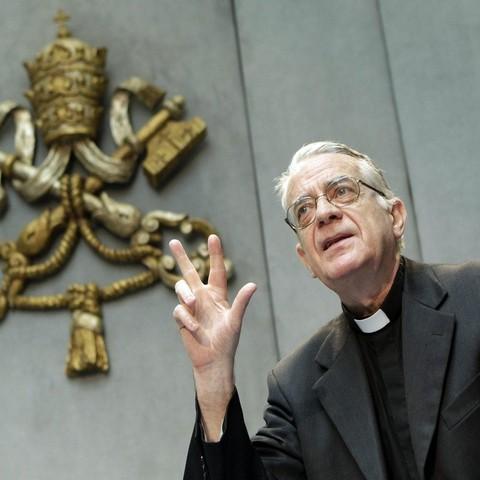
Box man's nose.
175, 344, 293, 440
315, 197, 342, 226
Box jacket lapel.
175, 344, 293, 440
313, 317, 387, 480
402, 259, 455, 478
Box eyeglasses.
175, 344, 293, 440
285, 176, 386, 232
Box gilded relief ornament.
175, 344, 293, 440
0, 11, 233, 377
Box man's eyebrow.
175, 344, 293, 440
296, 174, 350, 197
295, 193, 314, 202
325, 174, 350, 186
288, 193, 312, 209
289, 173, 352, 206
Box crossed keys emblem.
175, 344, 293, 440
0, 11, 233, 377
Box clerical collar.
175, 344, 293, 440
342, 257, 405, 334
353, 309, 390, 333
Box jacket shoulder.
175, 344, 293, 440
430, 260, 480, 296
272, 314, 347, 389
404, 256, 480, 299
431, 260, 480, 281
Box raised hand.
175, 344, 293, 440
169, 234, 256, 440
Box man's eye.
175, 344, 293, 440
332, 184, 355, 200
296, 201, 314, 220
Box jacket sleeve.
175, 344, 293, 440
183, 389, 268, 480
252, 371, 307, 479
183, 372, 306, 480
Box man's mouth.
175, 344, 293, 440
322, 234, 353, 251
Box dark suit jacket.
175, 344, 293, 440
184, 259, 480, 479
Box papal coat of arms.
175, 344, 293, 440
0, 11, 232, 377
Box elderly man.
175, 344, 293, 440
170, 142, 480, 479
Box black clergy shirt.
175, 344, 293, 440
343, 258, 420, 480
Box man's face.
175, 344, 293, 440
287, 153, 406, 292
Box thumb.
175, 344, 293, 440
230, 282, 257, 331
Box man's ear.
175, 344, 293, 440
296, 242, 305, 260
296, 242, 316, 278
390, 198, 407, 240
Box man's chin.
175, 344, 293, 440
321, 254, 364, 283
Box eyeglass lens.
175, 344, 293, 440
288, 177, 360, 229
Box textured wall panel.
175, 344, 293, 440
235, 0, 422, 355
0, 1, 277, 478
380, 0, 480, 263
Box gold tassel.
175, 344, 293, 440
66, 309, 109, 377
0, 293, 7, 321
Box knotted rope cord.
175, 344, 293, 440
70, 173, 159, 262
6, 173, 161, 311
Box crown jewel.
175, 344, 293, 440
24, 10, 108, 145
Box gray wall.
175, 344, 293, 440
0, 1, 478, 478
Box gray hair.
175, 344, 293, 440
275, 141, 404, 249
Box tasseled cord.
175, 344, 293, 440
65, 284, 109, 377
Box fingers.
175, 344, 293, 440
169, 239, 203, 291
230, 283, 257, 331
173, 304, 199, 332
175, 279, 196, 311
208, 234, 227, 291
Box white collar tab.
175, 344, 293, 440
354, 309, 390, 333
